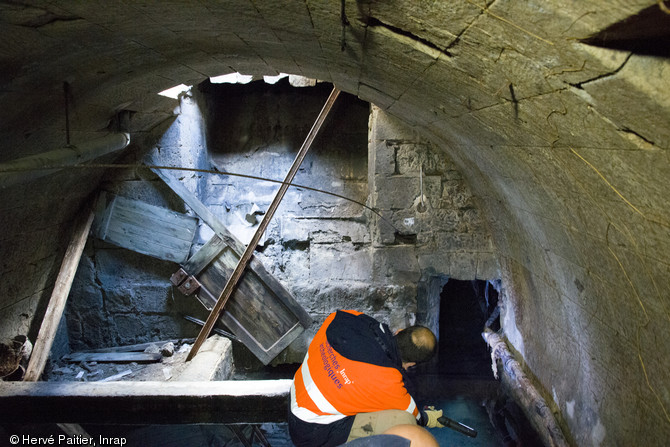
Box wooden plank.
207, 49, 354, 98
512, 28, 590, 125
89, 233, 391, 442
92, 191, 115, 240
77, 339, 194, 354
97, 369, 133, 382
188, 86, 341, 361
145, 157, 312, 365
183, 234, 228, 275
195, 258, 302, 364
23, 206, 95, 382
91, 193, 197, 263
109, 196, 196, 242
0, 380, 292, 424
62, 352, 162, 363
145, 156, 245, 255
146, 157, 300, 309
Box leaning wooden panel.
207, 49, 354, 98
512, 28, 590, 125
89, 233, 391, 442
146, 161, 312, 364
189, 246, 309, 364
192, 248, 306, 364
92, 192, 197, 263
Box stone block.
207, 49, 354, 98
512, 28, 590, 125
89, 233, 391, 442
279, 249, 310, 283
373, 176, 420, 210
295, 283, 417, 323
295, 189, 367, 219
110, 314, 145, 346
69, 256, 104, 312
70, 310, 113, 351
476, 252, 501, 280
280, 216, 310, 242
448, 255, 477, 280
94, 249, 174, 286
175, 335, 233, 381
310, 220, 370, 244
417, 252, 451, 275
105, 288, 133, 314
310, 243, 372, 282
130, 285, 172, 314
395, 143, 449, 175
372, 246, 420, 283
293, 283, 370, 315
435, 232, 472, 252
370, 140, 396, 177
369, 106, 421, 142
374, 211, 397, 246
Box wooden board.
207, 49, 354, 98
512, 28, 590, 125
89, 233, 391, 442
92, 192, 197, 263
194, 249, 304, 361
62, 352, 162, 363
146, 157, 312, 364
0, 380, 292, 424
23, 206, 96, 382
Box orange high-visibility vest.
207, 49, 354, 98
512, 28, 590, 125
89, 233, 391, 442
290, 310, 419, 424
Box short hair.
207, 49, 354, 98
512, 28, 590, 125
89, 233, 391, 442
395, 325, 436, 363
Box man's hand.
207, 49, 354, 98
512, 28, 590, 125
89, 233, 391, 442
424, 406, 445, 428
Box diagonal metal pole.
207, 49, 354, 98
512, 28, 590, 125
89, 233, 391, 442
186, 86, 341, 361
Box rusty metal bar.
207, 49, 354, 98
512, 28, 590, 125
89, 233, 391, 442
186, 86, 341, 361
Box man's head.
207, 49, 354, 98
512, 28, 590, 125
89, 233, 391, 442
395, 325, 436, 368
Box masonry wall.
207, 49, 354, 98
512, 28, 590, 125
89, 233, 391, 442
0, 158, 114, 349
62, 80, 498, 367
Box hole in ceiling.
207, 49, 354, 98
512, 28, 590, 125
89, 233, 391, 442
581, 3, 670, 58
158, 73, 318, 98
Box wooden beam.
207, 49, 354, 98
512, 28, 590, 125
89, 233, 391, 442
23, 206, 95, 382
482, 328, 568, 447
186, 86, 341, 361
0, 380, 291, 424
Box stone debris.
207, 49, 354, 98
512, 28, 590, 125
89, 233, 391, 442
160, 342, 175, 357
47, 340, 194, 382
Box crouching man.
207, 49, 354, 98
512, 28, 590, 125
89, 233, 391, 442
288, 310, 444, 446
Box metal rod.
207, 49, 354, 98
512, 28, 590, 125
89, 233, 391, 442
186, 87, 341, 361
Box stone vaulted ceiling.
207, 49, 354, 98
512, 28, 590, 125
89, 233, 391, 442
1, 1, 669, 445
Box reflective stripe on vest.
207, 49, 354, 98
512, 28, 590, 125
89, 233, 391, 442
290, 353, 348, 424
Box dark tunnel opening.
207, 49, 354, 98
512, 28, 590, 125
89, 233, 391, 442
437, 279, 498, 379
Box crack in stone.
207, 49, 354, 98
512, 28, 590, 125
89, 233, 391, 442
568, 53, 633, 89
444, 0, 495, 53
15, 8, 82, 29
619, 127, 657, 148
365, 16, 452, 57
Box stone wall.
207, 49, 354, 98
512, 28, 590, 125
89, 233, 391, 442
63, 80, 498, 366
62, 91, 211, 354
367, 106, 499, 336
